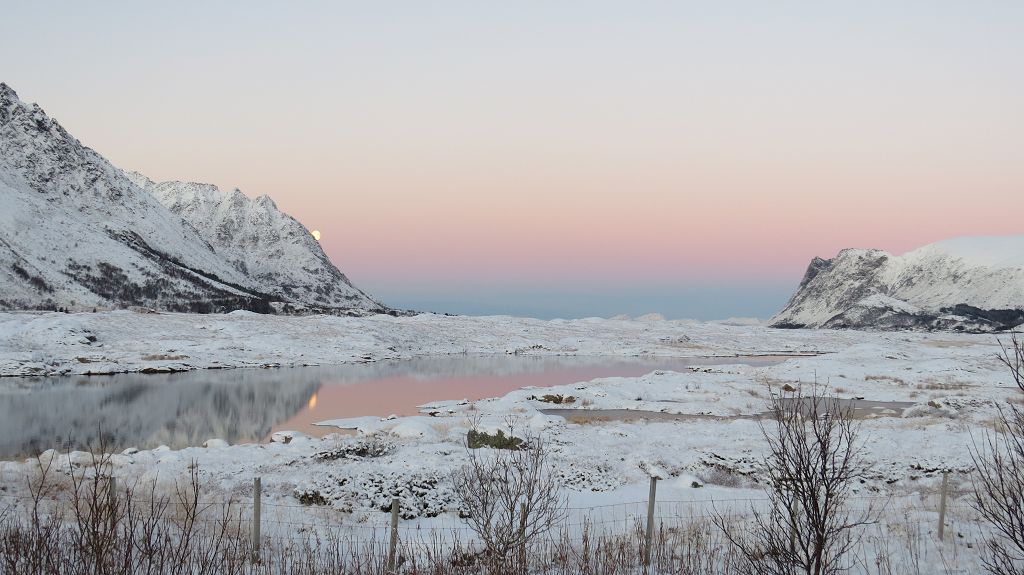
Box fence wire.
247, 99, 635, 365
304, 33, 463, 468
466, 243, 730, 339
0, 477, 982, 547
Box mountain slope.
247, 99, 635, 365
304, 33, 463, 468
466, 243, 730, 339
0, 82, 385, 314
127, 173, 383, 312
771, 236, 1024, 331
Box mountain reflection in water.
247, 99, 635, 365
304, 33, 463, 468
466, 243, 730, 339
0, 354, 781, 459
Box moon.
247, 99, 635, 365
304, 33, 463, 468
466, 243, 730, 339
311, 230, 321, 241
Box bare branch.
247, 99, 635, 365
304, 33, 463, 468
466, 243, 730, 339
998, 332, 1024, 393
715, 383, 875, 575
451, 420, 567, 571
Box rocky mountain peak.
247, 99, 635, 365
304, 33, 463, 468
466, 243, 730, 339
0, 82, 18, 109
772, 236, 1024, 332
254, 194, 277, 209
136, 175, 383, 313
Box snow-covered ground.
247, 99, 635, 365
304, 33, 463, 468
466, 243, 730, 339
0, 310, 1015, 571
0, 310, 834, 377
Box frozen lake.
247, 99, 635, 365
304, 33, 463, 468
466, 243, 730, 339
0, 354, 783, 459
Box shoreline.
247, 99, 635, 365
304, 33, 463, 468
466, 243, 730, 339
0, 310, 858, 379
0, 349, 826, 379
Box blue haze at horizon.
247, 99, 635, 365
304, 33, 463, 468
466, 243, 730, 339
368, 282, 797, 320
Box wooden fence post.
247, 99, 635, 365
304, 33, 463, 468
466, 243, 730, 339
644, 476, 658, 568
252, 477, 262, 563
106, 476, 117, 531
938, 471, 950, 540
519, 502, 529, 571
387, 497, 399, 571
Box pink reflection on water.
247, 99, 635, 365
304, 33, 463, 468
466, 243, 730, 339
270, 364, 686, 438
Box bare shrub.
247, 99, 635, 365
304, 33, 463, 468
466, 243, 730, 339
715, 385, 874, 575
466, 429, 523, 450
451, 421, 566, 572
971, 408, 1024, 573
969, 334, 1024, 574
1, 438, 249, 575
541, 518, 739, 575
999, 332, 1024, 393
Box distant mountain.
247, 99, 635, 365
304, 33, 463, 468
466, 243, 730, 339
0, 82, 386, 315
771, 236, 1024, 332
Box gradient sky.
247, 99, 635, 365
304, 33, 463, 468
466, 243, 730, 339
2, 2, 1022, 319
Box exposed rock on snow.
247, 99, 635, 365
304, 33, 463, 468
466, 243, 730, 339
312, 436, 397, 461
297, 466, 455, 519
772, 236, 1024, 331
0, 83, 385, 315
270, 430, 310, 444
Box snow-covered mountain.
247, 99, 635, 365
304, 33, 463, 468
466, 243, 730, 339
771, 236, 1024, 331
126, 173, 383, 312
0, 82, 386, 314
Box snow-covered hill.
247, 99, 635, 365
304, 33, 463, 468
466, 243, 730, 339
0, 82, 385, 315
771, 236, 1024, 331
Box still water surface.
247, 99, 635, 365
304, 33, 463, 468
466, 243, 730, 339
0, 355, 781, 459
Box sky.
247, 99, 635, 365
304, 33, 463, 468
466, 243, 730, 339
1, 2, 1022, 319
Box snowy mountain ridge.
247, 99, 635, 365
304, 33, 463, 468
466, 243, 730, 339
771, 236, 1024, 331
909, 236, 1024, 269
126, 173, 383, 312
0, 82, 385, 315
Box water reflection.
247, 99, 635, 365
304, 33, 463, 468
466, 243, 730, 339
0, 355, 780, 459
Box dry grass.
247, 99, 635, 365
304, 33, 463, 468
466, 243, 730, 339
563, 415, 612, 426
141, 354, 189, 361
760, 377, 799, 390
1, 459, 985, 575
430, 421, 455, 436
3, 451, 742, 575
983, 414, 1010, 433
924, 340, 976, 349
0, 433, 988, 574
915, 378, 973, 391
865, 374, 908, 386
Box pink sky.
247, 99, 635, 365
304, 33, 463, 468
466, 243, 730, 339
2, 2, 1021, 316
